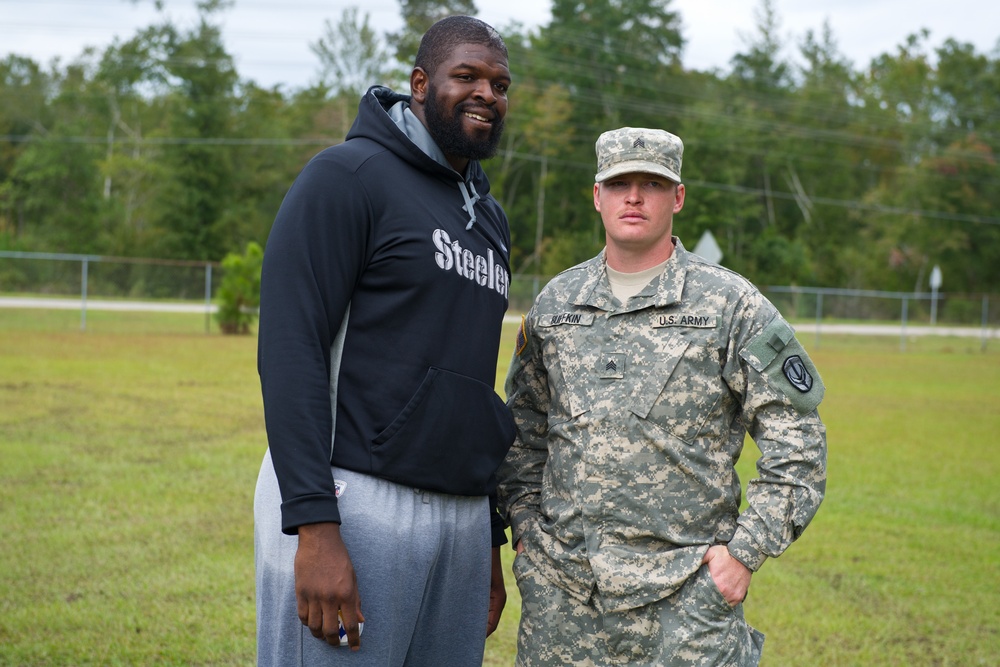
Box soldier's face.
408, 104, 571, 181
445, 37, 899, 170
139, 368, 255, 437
594, 173, 685, 260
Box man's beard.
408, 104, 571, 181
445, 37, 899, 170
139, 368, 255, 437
423, 86, 504, 162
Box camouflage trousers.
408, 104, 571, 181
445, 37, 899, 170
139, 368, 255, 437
512, 551, 764, 666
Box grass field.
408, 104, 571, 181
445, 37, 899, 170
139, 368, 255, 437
1, 309, 998, 666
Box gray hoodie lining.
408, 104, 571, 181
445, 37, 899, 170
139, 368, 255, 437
387, 99, 479, 229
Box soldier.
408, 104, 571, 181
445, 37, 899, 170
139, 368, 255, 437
497, 127, 828, 666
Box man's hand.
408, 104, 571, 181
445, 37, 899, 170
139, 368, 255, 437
487, 547, 507, 636
701, 545, 752, 607
295, 522, 365, 650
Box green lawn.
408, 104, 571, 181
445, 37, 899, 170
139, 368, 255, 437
1, 309, 997, 665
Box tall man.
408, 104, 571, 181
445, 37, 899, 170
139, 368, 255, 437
498, 127, 827, 666
255, 16, 515, 666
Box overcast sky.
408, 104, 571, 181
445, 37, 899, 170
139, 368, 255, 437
3, 0, 998, 89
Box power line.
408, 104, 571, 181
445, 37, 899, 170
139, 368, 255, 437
4, 5, 998, 230
1, 134, 336, 146
6, 130, 998, 225
494, 149, 1000, 227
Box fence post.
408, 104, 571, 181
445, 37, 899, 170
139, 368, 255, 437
814, 291, 823, 348
983, 295, 990, 353
80, 258, 89, 331
900, 295, 908, 352
204, 263, 213, 334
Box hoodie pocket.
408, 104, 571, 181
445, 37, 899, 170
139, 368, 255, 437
372, 367, 516, 496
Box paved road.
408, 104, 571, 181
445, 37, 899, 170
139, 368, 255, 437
0, 296, 215, 313
790, 322, 995, 339
2, 296, 996, 339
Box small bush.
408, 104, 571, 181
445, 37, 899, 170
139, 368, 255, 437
215, 242, 263, 335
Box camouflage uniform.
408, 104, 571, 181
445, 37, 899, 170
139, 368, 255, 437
497, 241, 827, 666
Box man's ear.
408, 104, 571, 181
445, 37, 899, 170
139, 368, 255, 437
673, 183, 686, 213
410, 67, 429, 105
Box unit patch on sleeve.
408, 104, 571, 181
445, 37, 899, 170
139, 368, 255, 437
782, 355, 813, 392
742, 316, 825, 413
515, 315, 528, 357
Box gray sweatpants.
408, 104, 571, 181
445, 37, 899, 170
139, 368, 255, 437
254, 450, 492, 666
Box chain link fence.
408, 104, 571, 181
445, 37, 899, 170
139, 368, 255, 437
2, 252, 998, 348
760, 285, 998, 351
0, 251, 220, 333
763, 285, 997, 327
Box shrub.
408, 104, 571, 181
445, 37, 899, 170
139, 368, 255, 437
215, 241, 263, 335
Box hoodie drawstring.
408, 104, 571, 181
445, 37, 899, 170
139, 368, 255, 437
458, 180, 481, 230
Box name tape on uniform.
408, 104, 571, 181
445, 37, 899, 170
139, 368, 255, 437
653, 313, 718, 328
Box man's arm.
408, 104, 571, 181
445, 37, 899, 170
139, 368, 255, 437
727, 312, 828, 572
486, 547, 506, 636
496, 314, 551, 546
259, 153, 373, 534
258, 155, 373, 643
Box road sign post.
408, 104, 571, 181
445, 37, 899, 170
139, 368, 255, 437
930, 265, 942, 325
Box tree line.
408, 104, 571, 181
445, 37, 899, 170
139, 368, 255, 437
1, 0, 998, 295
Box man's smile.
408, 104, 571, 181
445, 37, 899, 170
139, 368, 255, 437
464, 110, 494, 126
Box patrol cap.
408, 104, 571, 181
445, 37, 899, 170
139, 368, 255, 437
594, 127, 683, 184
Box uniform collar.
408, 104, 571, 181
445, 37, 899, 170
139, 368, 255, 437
570, 238, 689, 313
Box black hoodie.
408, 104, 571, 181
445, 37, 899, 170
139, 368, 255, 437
258, 86, 515, 543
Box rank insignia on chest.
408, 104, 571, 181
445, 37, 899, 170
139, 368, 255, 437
597, 352, 626, 379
